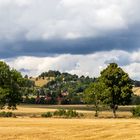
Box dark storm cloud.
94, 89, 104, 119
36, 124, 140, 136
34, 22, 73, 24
0, 25, 140, 58
0, 0, 140, 58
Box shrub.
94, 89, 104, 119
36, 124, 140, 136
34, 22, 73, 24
66, 109, 79, 118
0, 111, 14, 117
53, 109, 66, 117
41, 109, 83, 118
53, 109, 82, 118
132, 106, 140, 117
41, 112, 52, 118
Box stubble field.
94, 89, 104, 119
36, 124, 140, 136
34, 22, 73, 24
0, 105, 139, 140
0, 118, 140, 140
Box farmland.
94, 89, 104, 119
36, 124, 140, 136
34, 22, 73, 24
0, 105, 139, 140
0, 118, 140, 140
1, 104, 133, 118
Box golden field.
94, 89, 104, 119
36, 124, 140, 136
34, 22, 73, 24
0, 105, 139, 140
0, 118, 140, 140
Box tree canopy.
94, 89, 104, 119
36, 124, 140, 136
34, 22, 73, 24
83, 81, 106, 116
99, 63, 133, 117
0, 61, 25, 109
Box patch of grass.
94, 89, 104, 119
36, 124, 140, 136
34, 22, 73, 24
30, 77, 54, 87
133, 87, 140, 96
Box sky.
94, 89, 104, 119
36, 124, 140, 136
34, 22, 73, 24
1, 0, 140, 80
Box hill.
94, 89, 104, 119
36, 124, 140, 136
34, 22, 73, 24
132, 87, 140, 96
30, 77, 54, 87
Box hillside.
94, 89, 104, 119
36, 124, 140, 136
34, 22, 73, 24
28, 70, 140, 97
31, 77, 140, 97
30, 77, 54, 87
30, 78, 140, 96
132, 87, 140, 96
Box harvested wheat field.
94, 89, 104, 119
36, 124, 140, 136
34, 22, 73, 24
0, 118, 140, 140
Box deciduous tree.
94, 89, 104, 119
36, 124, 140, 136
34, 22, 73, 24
0, 61, 25, 109
99, 63, 132, 117
83, 81, 105, 117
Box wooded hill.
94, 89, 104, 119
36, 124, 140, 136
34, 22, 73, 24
22, 70, 140, 105
29, 70, 140, 88
24, 70, 96, 104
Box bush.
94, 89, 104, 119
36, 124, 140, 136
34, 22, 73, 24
53, 109, 82, 118
41, 112, 52, 118
53, 109, 66, 116
0, 111, 14, 117
66, 109, 79, 118
41, 109, 83, 118
132, 106, 140, 117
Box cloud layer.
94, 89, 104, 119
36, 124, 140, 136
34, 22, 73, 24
1, 0, 140, 79
1, 0, 140, 40
0, 0, 140, 57
3, 50, 140, 80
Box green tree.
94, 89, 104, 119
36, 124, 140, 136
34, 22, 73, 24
83, 81, 105, 117
99, 63, 133, 118
0, 61, 25, 109
0, 61, 11, 109
7, 69, 25, 109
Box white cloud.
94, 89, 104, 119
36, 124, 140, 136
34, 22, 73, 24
123, 63, 140, 80
0, 0, 140, 41
3, 50, 140, 80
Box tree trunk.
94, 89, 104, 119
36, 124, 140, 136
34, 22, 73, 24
113, 107, 117, 118
95, 99, 99, 117
112, 105, 118, 118
94, 95, 99, 117
95, 105, 98, 117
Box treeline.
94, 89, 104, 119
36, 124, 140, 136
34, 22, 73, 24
1, 61, 140, 113
23, 70, 140, 106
